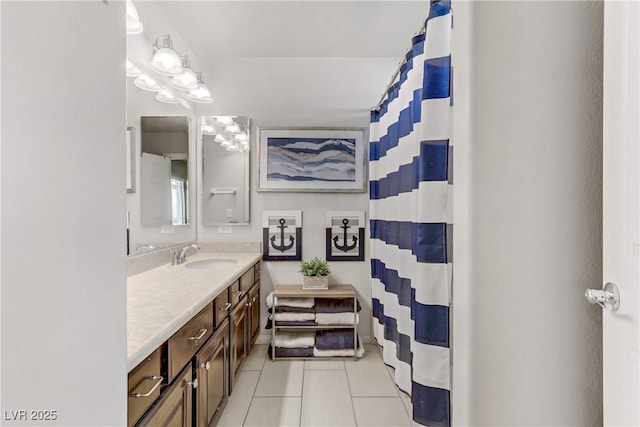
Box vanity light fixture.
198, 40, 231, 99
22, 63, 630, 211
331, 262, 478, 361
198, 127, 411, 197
170, 56, 199, 91
126, 59, 143, 77
186, 72, 213, 104
156, 89, 180, 104
151, 35, 183, 76
202, 124, 216, 135
126, 0, 143, 35
214, 135, 229, 144
214, 116, 234, 126
233, 132, 248, 142
225, 123, 241, 134
134, 74, 161, 92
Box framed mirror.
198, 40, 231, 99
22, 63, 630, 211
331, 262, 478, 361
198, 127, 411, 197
201, 116, 250, 225
140, 116, 190, 227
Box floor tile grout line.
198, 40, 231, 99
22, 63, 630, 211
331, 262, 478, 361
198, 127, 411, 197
299, 363, 305, 427
242, 352, 268, 427
344, 360, 360, 427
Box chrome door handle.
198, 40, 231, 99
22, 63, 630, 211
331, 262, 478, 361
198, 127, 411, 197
219, 303, 231, 311
585, 282, 620, 311
186, 378, 198, 389
130, 375, 163, 398
189, 328, 208, 341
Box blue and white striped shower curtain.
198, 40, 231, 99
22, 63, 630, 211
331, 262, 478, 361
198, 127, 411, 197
369, 1, 452, 426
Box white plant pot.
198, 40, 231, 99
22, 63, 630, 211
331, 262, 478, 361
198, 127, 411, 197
302, 275, 329, 290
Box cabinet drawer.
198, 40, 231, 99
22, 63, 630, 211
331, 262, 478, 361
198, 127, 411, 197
137, 364, 193, 427
214, 288, 230, 329
167, 303, 214, 382
127, 348, 162, 427
230, 280, 243, 307
239, 267, 255, 293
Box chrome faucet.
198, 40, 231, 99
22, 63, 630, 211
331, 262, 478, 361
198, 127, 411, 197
170, 244, 199, 265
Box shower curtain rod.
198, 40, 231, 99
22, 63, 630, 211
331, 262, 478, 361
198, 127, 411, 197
372, 21, 427, 112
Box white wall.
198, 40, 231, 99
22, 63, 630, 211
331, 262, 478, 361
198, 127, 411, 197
1, 2, 126, 426
461, 2, 604, 425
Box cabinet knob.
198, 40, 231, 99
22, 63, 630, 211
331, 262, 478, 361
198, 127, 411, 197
186, 378, 198, 389
200, 361, 211, 370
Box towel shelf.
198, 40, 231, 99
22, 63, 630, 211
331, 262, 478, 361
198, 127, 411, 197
271, 284, 360, 361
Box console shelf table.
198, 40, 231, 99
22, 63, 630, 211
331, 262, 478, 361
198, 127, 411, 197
271, 284, 359, 361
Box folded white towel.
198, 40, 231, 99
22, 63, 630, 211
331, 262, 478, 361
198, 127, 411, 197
266, 291, 315, 309
315, 312, 359, 325
274, 312, 316, 322
273, 332, 315, 348
313, 339, 365, 358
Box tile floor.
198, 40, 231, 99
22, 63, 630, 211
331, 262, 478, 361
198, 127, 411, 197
218, 343, 412, 427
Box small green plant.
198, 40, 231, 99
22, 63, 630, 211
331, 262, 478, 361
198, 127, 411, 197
299, 257, 331, 277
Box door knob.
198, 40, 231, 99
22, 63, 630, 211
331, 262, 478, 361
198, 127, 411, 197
585, 282, 620, 311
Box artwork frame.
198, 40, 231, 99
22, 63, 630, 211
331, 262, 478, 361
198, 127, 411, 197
325, 211, 366, 262
262, 210, 303, 261
257, 127, 366, 192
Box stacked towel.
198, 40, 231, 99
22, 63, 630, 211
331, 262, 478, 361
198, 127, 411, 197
315, 298, 361, 313
266, 292, 314, 309
268, 345, 314, 358
273, 331, 315, 348
273, 312, 315, 322
314, 339, 365, 358
271, 331, 315, 359
315, 329, 357, 350
315, 312, 359, 325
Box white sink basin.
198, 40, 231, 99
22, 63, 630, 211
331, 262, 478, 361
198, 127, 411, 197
184, 258, 238, 270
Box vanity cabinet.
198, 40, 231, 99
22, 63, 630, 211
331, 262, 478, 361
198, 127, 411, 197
137, 365, 194, 427
128, 260, 261, 426
194, 320, 228, 427
229, 296, 248, 392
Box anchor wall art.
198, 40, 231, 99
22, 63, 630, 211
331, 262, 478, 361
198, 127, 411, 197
325, 211, 365, 261
262, 210, 303, 261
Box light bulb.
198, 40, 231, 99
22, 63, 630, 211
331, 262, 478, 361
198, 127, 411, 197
134, 74, 160, 92
186, 84, 213, 103
151, 48, 183, 76
225, 124, 240, 134
126, 59, 142, 77
126, 0, 143, 35
156, 89, 179, 104
171, 69, 199, 91
214, 116, 234, 125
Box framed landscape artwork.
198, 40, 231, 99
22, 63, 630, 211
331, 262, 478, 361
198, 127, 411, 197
258, 128, 365, 192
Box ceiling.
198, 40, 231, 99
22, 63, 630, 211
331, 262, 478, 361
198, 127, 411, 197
144, 1, 430, 127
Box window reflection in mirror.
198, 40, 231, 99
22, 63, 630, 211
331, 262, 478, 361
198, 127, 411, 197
140, 116, 190, 227
201, 116, 250, 225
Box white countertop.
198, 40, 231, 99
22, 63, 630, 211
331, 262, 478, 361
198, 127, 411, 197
127, 252, 261, 372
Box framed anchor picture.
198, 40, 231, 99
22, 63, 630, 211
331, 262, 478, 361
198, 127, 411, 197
325, 211, 365, 262
262, 210, 302, 261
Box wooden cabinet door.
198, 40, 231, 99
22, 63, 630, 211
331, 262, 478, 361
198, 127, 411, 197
195, 320, 228, 427
229, 296, 248, 392
138, 365, 193, 427
248, 283, 260, 349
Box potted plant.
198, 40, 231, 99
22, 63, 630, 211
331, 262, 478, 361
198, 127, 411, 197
299, 257, 331, 290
